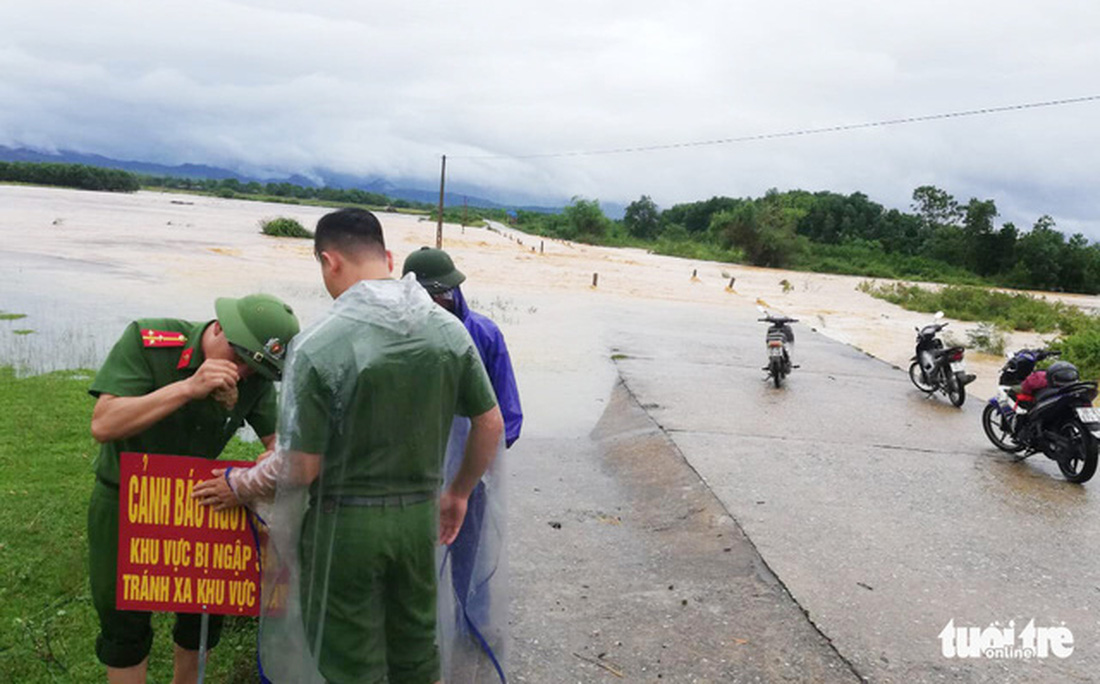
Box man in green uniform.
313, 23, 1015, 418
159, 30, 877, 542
87, 294, 299, 683
194, 208, 503, 683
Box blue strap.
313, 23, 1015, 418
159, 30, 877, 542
226, 466, 273, 683
246, 511, 273, 683
439, 545, 507, 683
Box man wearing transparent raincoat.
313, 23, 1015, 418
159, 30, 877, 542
194, 208, 504, 683
404, 247, 523, 681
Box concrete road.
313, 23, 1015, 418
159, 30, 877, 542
596, 297, 1099, 683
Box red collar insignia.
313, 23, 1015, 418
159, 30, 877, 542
177, 348, 195, 369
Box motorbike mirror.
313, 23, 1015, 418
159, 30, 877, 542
934, 311, 944, 319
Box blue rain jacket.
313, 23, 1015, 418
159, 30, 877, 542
452, 286, 523, 447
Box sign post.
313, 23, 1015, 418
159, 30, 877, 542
436, 154, 446, 248
197, 613, 210, 682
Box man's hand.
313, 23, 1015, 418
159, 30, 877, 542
186, 359, 239, 401
439, 490, 468, 545
192, 469, 240, 512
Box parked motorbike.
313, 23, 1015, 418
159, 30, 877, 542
757, 306, 798, 388
981, 348, 1099, 483
908, 311, 975, 407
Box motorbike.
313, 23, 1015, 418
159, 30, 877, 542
908, 311, 975, 407
757, 306, 798, 388
981, 348, 1099, 483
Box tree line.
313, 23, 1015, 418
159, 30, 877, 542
141, 175, 422, 209
516, 187, 1100, 294
0, 161, 140, 192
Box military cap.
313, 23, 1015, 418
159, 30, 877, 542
215, 293, 300, 380
402, 247, 466, 295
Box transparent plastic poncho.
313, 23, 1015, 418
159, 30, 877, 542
437, 417, 508, 683
228, 275, 508, 683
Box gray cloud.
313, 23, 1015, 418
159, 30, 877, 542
2, 0, 1099, 234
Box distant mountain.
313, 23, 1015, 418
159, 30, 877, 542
0, 145, 576, 214
0, 145, 252, 181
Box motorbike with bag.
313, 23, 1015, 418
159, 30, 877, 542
981, 348, 1099, 483
757, 306, 798, 388
908, 311, 975, 407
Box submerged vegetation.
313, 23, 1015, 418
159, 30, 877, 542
259, 216, 313, 239
855, 281, 1085, 334
965, 322, 1008, 357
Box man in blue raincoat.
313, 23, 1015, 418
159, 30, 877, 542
404, 247, 522, 664
404, 248, 522, 448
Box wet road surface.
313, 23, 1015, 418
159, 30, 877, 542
505, 296, 859, 683
603, 297, 1098, 683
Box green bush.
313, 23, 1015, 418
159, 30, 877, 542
1057, 320, 1100, 383
966, 323, 1007, 356
259, 217, 313, 239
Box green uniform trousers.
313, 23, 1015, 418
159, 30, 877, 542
300, 498, 440, 684
87, 480, 224, 667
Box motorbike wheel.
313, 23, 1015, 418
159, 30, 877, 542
1057, 420, 1098, 483
946, 373, 965, 407
981, 403, 1025, 453
908, 361, 935, 393
771, 358, 783, 388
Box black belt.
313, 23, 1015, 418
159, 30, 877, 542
318, 491, 434, 512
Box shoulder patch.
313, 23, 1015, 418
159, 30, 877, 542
141, 329, 188, 348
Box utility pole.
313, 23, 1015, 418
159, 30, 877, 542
436, 154, 446, 248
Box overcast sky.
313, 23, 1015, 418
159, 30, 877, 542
2, 1, 1099, 233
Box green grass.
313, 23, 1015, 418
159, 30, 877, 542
857, 280, 1100, 381
0, 367, 263, 682
857, 281, 1086, 333
0, 313, 28, 321
13, 330, 34, 336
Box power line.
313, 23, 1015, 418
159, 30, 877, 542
452, 94, 1100, 161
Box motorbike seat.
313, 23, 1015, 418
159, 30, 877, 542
1033, 386, 1060, 402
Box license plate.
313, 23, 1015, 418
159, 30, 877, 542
950, 362, 965, 373
1076, 407, 1100, 423
769, 347, 784, 357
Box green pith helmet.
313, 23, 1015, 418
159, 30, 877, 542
215, 293, 300, 380
402, 247, 466, 294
